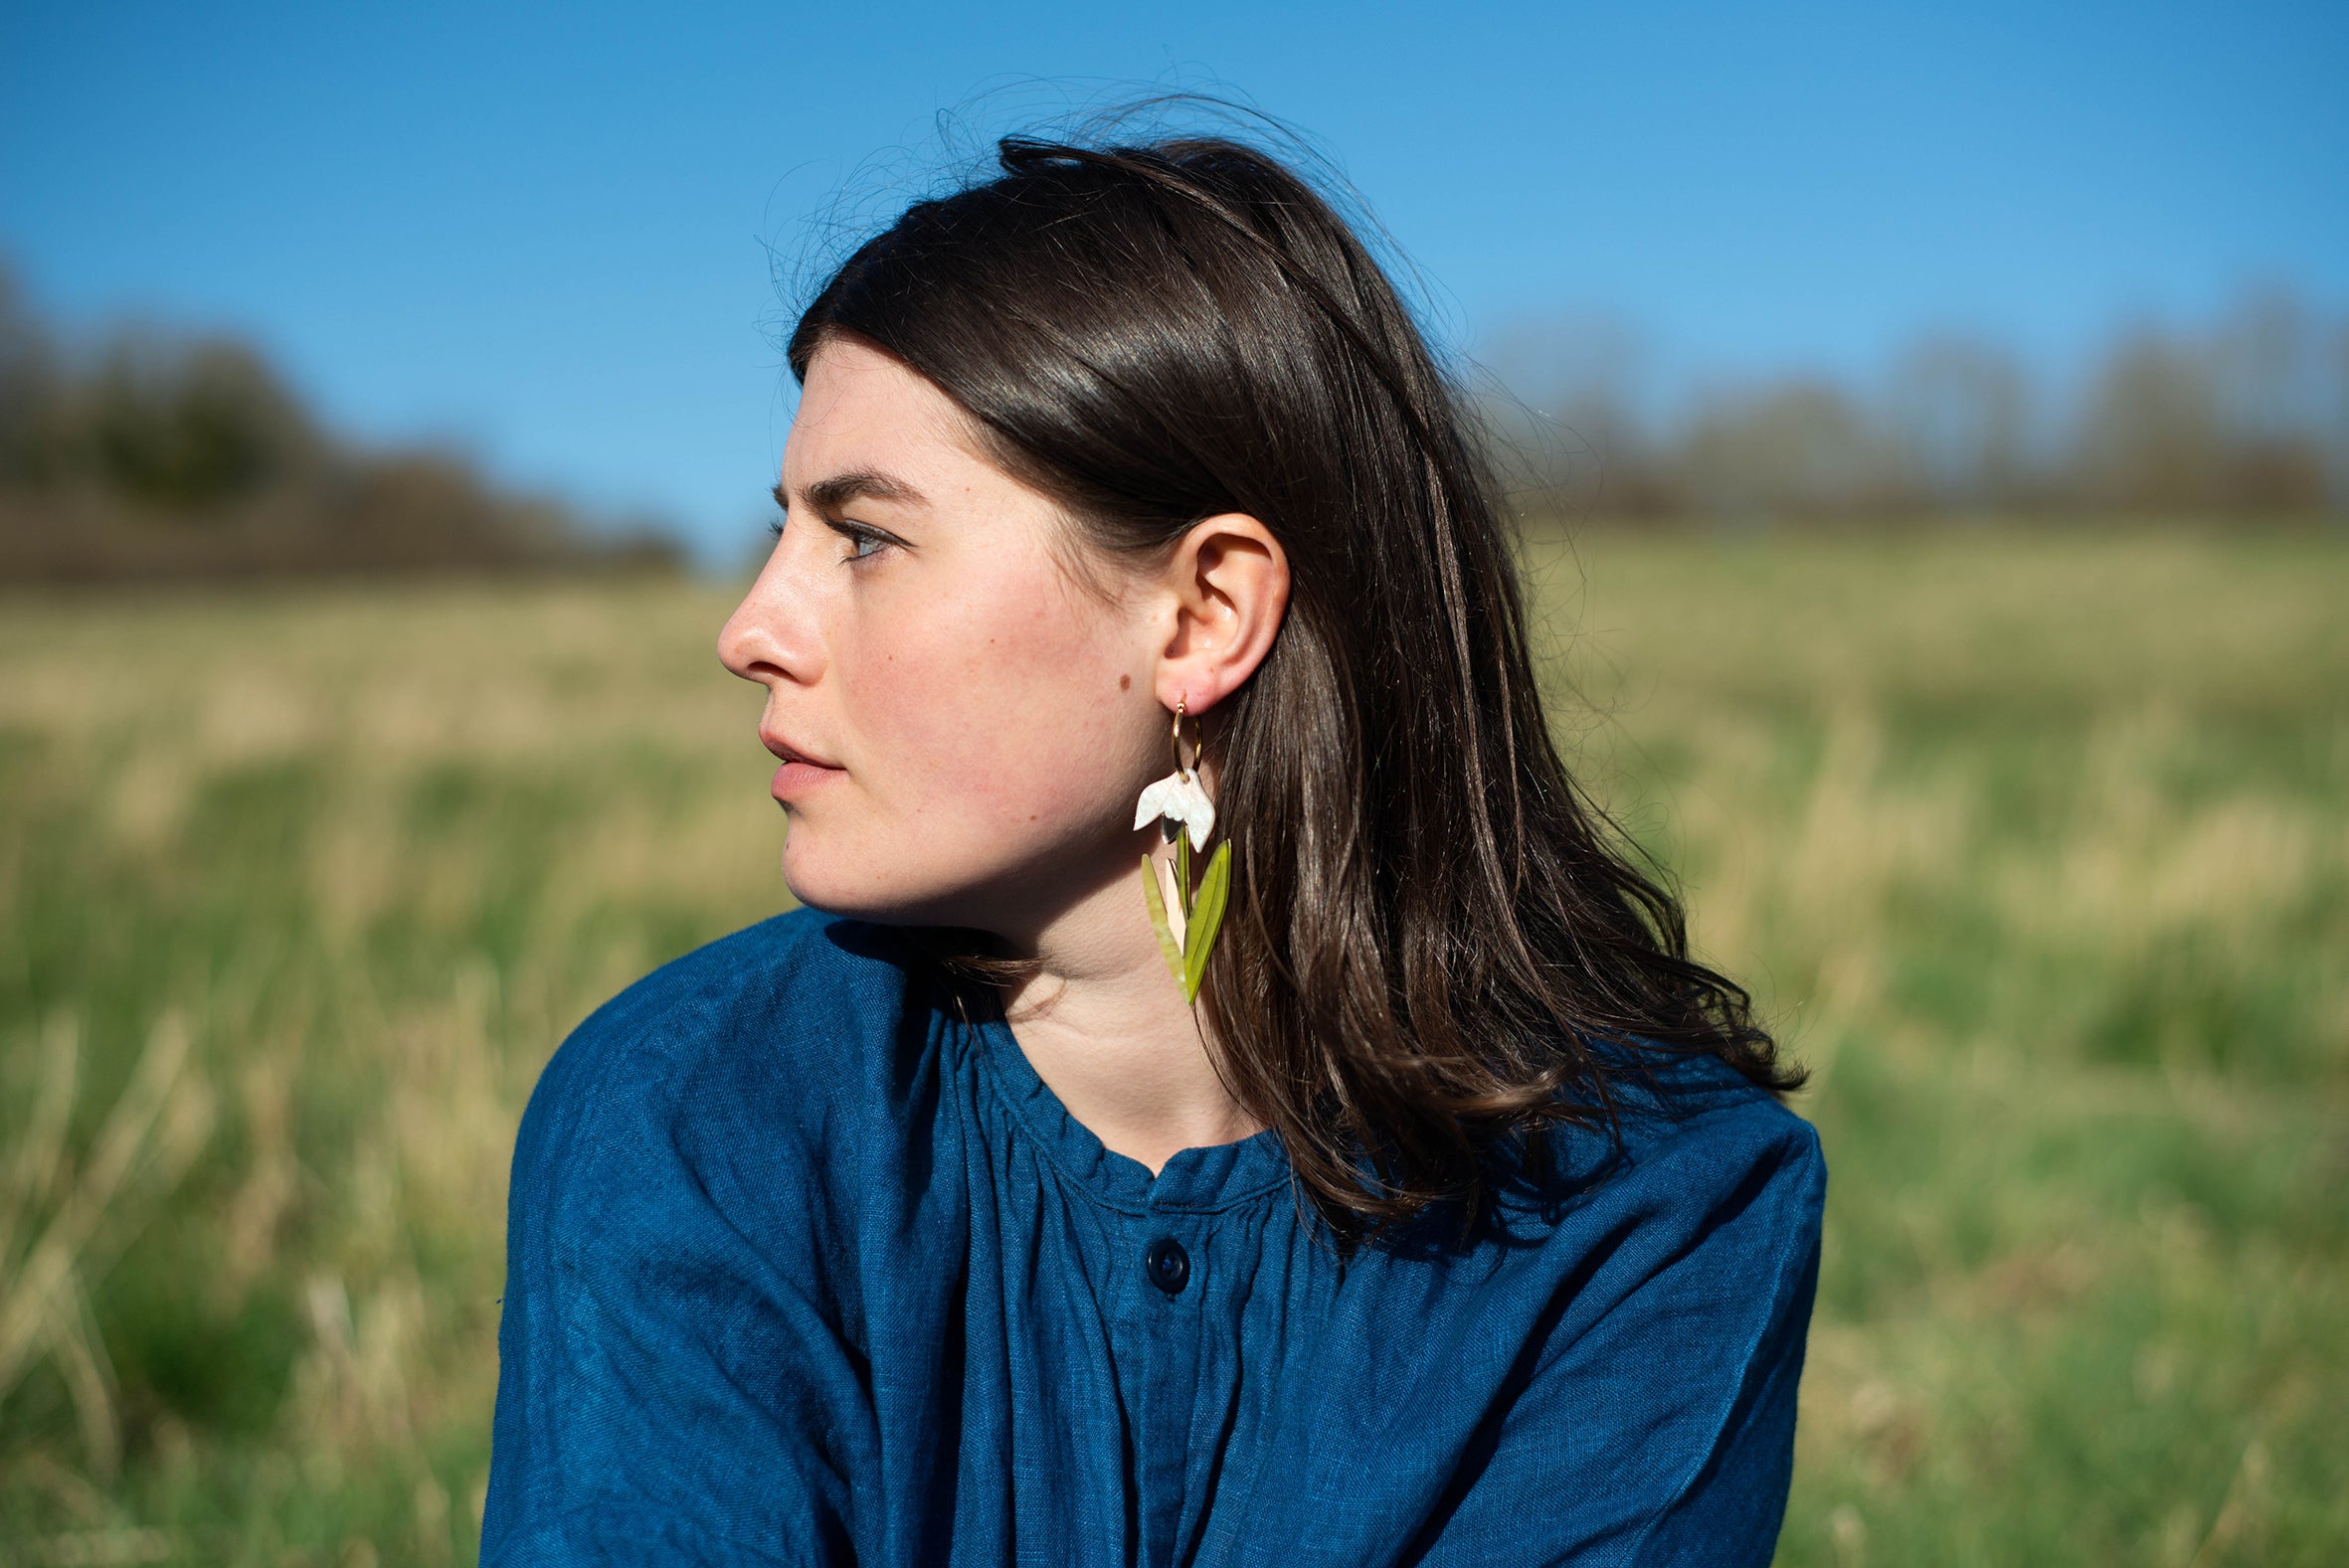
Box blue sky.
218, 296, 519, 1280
4, 0, 2343, 562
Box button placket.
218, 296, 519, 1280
1131, 1217, 1203, 1568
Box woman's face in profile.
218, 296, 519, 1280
719, 333, 1165, 935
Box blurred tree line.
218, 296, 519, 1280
11, 259, 2341, 576
1481, 284, 2349, 525
0, 263, 679, 583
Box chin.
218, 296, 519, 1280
780, 840, 976, 930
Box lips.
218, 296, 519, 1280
760, 728, 842, 771
761, 723, 845, 802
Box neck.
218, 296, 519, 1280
992, 842, 1264, 1176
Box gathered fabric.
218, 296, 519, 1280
482, 907, 1825, 1567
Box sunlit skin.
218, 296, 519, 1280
718, 332, 1291, 1172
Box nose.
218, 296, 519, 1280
717, 540, 822, 690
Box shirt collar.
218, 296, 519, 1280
962, 1006, 1293, 1216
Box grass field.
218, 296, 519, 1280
2, 532, 2344, 1565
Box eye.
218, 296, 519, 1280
825, 518, 899, 565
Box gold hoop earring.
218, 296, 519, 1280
1132, 696, 1233, 1005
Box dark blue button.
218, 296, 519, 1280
1145, 1237, 1189, 1296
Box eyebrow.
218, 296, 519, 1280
775, 468, 930, 514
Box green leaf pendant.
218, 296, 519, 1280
1141, 838, 1232, 1004
1140, 851, 1185, 979
1182, 841, 1231, 1003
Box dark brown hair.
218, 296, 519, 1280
787, 117, 1802, 1248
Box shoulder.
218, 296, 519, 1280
1607, 1047, 1825, 1225
1610, 1046, 1823, 1182
487, 911, 937, 1547
1428, 1054, 1825, 1565
1488, 1046, 1826, 1253
510, 906, 937, 1194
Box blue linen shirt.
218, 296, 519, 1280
482, 907, 1826, 1566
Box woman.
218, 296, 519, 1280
483, 124, 1824, 1567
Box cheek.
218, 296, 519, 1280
839, 562, 1138, 850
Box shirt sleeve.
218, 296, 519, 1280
478, 1008, 870, 1568
1413, 1107, 1828, 1568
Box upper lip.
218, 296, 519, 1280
760, 728, 842, 769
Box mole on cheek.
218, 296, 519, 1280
1119, 674, 1131, 691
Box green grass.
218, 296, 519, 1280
3, 533, 2345, 1565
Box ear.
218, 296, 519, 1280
1153, 512, 1291, 715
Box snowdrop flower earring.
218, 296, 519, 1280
1135, 696, 1232, 1005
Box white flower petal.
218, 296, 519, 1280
1135, 770, 1217, 850
1133, 774, 1190, 832
1174, 777, 1216, 850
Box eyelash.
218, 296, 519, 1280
836, 523, 893, 563
769, 513, 897, 565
